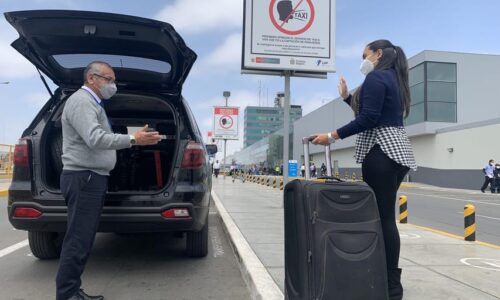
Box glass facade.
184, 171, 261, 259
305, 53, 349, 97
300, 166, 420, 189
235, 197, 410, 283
244, 106, 302, 147
406, 62, 457, 126
227, 128, 293, 171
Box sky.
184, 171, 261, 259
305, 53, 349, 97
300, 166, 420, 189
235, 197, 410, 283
0, 0, 499, 159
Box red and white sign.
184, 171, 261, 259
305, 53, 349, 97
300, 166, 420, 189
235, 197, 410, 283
243, 0, 336, 73
213, 107, 239, 140
269, 0, 315, 36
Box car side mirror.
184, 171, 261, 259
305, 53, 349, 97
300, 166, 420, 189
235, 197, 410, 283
206, 144, 217, 155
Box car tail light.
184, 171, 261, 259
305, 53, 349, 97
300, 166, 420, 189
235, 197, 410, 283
181, 141, 205, 169
13, 207, 42, 218
161, 208, 191, 219
13, 139, 29, 167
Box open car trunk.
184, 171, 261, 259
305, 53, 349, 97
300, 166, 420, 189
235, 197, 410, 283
42, 93, 178, 193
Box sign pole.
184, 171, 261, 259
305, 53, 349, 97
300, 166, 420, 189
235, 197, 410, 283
283, 70, 291, 187
223, 92, 230, 179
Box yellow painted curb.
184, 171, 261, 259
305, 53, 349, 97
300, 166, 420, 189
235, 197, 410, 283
400, 182, 414, 188
409, 223, 500, 251
0, 189, 8, 197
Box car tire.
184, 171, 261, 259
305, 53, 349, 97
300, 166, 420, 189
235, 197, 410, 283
28, 231, 63, 259
51, 131, 63, 176
186, 222, 208, 258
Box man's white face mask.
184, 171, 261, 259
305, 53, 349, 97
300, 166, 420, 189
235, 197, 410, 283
100, 83, 117, 100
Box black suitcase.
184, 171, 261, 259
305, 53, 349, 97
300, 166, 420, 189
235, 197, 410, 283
284, 138, 389, 300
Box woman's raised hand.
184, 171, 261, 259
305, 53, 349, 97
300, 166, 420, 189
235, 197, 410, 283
338, 76, 349, 99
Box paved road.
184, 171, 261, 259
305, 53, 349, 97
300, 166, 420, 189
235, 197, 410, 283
398, 186, 500, 246
0, 197, 251, 300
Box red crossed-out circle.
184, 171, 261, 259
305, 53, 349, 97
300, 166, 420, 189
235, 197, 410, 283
219, 115, 233, 129
269, 0, 315, 36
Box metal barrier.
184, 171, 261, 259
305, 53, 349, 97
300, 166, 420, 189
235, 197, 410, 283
0, 144, 14, 178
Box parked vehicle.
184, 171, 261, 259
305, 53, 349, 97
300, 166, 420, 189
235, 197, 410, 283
5, 10, 216, 259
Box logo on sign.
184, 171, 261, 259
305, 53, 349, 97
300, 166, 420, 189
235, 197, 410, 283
269, 0, 315, 36
219, 115, 234, 129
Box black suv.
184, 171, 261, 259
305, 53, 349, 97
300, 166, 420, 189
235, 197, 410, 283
5, 10, 217, 259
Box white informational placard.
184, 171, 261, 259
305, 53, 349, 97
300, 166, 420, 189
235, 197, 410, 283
242, 0, 336, 73
213, 107, 239, 140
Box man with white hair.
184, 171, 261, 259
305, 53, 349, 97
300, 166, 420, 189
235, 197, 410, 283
56, 61, 162, 300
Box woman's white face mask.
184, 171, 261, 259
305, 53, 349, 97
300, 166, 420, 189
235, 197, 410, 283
360, 59, 375, 76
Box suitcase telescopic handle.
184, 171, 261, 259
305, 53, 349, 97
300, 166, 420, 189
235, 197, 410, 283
302, 136, 334, 180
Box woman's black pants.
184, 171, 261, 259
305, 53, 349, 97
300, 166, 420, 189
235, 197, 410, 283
362, 145, 409, 271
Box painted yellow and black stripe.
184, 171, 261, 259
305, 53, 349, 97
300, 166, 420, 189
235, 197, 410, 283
464, 204, 476, 241
279, 178, 284, 190
399, 195, 408, 224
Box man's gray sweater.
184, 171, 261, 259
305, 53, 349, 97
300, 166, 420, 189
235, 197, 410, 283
61, 89, 131, 175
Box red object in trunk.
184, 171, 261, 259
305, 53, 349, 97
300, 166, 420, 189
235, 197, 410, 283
153, 150, 163, 187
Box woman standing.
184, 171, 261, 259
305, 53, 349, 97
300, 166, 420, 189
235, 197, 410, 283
311, 39, 417, 300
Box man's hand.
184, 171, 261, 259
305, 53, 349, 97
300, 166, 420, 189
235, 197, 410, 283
134, 124, 162, 145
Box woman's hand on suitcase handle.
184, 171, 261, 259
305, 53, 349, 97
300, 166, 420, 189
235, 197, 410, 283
311, 131, 339, 145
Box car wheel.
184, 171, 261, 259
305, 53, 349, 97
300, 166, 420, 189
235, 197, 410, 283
28, 231, 63, 259
186, 222, 208, 258
51, 131, 63, 176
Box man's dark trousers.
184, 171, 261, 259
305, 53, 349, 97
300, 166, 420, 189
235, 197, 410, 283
56, 170, 108, 300
481, 176, 492, 192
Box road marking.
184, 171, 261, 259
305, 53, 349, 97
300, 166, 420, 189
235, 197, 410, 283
404, 192, 500, 206
399, 233, 421, 239
0, 239, 29, 258
460, 258, 500, 272
209, 226, 225, 258
455, 212, 500, 221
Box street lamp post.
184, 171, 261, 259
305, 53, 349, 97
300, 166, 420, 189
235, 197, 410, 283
222, 91, 230, 178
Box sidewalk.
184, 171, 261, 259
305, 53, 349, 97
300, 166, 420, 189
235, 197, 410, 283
212, 177, 500, 300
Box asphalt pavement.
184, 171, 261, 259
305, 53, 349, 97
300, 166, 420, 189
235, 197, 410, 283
0, 198, 251, 300
398, 184, 500, 246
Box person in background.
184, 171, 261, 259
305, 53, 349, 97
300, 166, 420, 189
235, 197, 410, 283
491, 163, 500, 193
300, 163, 305, 177
481, 159, 495, 193
321, 162, 327, 176
213, 160, 221, 178
311, 40, 416, 300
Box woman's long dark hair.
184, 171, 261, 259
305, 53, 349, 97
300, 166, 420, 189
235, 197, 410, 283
350, 40, 411, 118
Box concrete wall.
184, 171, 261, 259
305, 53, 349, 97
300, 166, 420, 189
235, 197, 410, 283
410, 167, 483, 190
411, 121, 500, 169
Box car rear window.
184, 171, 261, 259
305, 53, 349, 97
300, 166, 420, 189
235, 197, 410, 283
52, 54, 172, 74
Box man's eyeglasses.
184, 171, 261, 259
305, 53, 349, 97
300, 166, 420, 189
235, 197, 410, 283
93, 73, 117, 85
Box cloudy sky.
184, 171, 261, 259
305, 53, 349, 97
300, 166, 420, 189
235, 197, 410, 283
0, 0, 499, 159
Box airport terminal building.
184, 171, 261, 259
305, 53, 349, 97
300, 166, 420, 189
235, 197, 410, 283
292, 51, 500, 189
